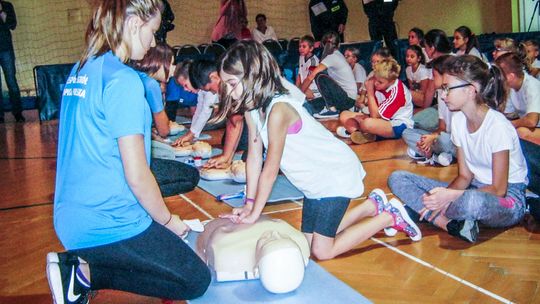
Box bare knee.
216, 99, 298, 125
311, 247, 336, 260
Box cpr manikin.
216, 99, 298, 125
196, 216, 310, 293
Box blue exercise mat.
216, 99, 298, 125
198, 175, 304, 208
185, 232, 371, 304
176, 115, 192, 124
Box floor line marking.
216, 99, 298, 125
370, 237, 514, 304
179, 194, 215, 220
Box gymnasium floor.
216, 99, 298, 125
1, 110, 539, 304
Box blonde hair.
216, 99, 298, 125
210, 40, 287, 124
373, 58, 401, 80
493, 38, 516, 53
79, 0, 163, 71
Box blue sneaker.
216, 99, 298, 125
313, 107, 339, 119
387, 198, 422, 241
368, 189, 397, 237
46, 252, 91, 304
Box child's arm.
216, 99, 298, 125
511, 112, 539, 129
478, 150, 510, 197
421, 79, 436, 108
411, 79, 430, 107
300, 64, 326, 93
365, 78, 381, 118
221, 112, 265, 222
118, 134, 189, 236
153, 110, 170, 138
418, 119, 446, 154
205, 114, 244, 169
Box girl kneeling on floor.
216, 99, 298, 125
217, 41, 421, 260
389, 55, 529, 243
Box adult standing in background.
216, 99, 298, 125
362, 0, 399, 58
155, 0, 175, 43
0, 0, 24, 123
309, 0, 348, 44
252, 14, 278, 43
211, 0, 247, 47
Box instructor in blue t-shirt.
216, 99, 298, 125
45, 1, 210, 303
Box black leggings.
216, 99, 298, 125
312, 74, 355, 112
72, 222, 211, 300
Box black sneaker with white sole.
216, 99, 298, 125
447, 219, 479, 243
46, 252, 91, 304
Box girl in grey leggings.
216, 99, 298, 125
389, 55, 528, 243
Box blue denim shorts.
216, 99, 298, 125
301, 196, 350, 238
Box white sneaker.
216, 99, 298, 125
336, 126, 351, 138
436, 152, 453, 167
406, 147, 425, 160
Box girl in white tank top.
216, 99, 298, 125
214, 41, 422, 260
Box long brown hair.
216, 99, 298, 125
79, 0, 163, 71
210, 40, 288, 123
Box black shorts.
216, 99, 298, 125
301, 196, 350, 238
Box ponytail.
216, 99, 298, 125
482, 65, 506, 112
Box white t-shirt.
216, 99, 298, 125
451, 109, 528, 185
436, 89, 453, 133
505, 73, 540, 127
405, 64, 430, 91
532, 59, 540, 81
298, 54, 321, 98
252, 26, 278, 43
352, 63, 367, 85
321, 51, 358, 99
190, 90, 218, 137
454, 47, 483, 60
250, 79, 366, 199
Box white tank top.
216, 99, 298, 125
249, 79, 366, 199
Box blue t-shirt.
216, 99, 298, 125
138, 72, 164, 113
54, 51, 153, 250
166, 78, 198, 107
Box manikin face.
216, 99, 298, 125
344, 50, 357, 67
408, 31, 420, 46
405, 49, 420, 67
220, 70, 244, 101
373, 75, 392, 91
127, 14, 161, 60
453, 32, 468, 51
298, 41, 314, 57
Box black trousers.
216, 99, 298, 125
362, 0, 399, 57
72, 222, 210, 300
150, 158, 200, 196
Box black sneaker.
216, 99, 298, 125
447, 219, 479, 243
46, 252, 91, 304
14, 113, 25, 122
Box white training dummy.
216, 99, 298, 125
151, 140, 212, 159
196, 216, 310, 293
199, 160, 246, 182
169, 121, 186, 135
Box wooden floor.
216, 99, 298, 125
1, 110, 539, 304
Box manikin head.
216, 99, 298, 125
255, 230, 306, 294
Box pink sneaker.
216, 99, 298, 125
387, 198, 422, 241
368, 189, 397, 237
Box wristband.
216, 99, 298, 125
163, 213, 173, 226
244, 198, 255, 204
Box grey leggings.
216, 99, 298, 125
388, 170, 526, 227
402, 129, 456, 157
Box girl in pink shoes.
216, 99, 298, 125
216, 40, 420, 260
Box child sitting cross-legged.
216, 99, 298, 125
337, 58, 413, 144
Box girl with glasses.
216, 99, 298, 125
389, 55, 528, 243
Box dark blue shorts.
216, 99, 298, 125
301, 196, 350, 238
376, 123, 408, 141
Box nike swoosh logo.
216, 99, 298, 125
67, 265, 81, 302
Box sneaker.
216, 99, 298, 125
435, 152, 453, 167
406, 147, 425, 160
416, 155, 435, 166
47, 252, 91, 304
14, 112, 25, 122
336, 126, 351, 138
350, 131, 376, 145
367, 189, 397, 237
313, 107, 339, 119
387, 198, 422, 241
447, 219, 479, 243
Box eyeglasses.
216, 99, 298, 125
440, 82, 475, 95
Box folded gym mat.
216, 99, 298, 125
185, 231, 371, 304
197, 174, 304, 208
